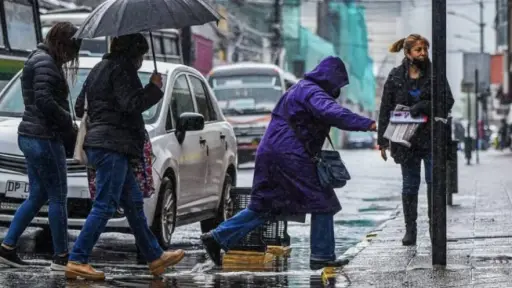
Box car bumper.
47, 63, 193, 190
0, 169, 158, 231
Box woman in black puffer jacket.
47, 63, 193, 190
0, 22, 81, 270
66, 33, 184, 281
378, 34, 454, 247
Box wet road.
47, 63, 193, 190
0, 150, 403, 287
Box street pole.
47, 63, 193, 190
431, 0, 447, 266
475, 70, 480, 164
466, 90, 472, 165
479, 0, 484, 53
271, 0, 282, 65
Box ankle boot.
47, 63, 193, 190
401, 194, 418, 246
427, 184, 433, 242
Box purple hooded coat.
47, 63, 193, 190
247, 56, 375, 215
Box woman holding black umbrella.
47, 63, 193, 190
66, 34, 184, 280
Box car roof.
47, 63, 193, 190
209, 62, 298, 80
78, 57, 188, 75
210, 62, 285, 73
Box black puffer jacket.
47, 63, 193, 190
78, 53, 163, 158
377, 59, 455, 164
18, 44, 74, 140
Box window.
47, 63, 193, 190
5, 0, 37, 50
0, 68, 165, 124
167, 75, 195, 130
284, 79, 295, 90
189, 76, 217, 122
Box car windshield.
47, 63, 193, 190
0, 68, 165, 124
213, 86, 283, 116
210, 74, 283, 115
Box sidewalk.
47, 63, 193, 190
339, 151, 512, 287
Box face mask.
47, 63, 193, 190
332, 88, 341, 99
411, 57, 429, 71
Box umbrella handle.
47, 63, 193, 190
149, 31, 158, 73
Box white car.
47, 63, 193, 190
0, 57, 238, 248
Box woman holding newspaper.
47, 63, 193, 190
377, 34, 454, 246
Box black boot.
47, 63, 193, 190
401, 194, 418, 246
427, 184, 432, 242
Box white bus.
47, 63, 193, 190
40, 7, 183, 64
0, 0, 43, 89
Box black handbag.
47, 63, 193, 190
284, 96, 351, 189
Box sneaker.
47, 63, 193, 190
200, 232, 222, 266
310, 258, 349, 270
148, 250, 185, 276
50, 254, 68, 271
0, 246, 29, 268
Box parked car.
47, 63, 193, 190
0, 57, 238, 248
343, 131, 375, 149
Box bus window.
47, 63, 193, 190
5, 0, 37, 50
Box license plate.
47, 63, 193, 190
5, 180, 29, 198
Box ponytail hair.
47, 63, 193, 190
389, 34, 430, 54
389, 38, 406, 53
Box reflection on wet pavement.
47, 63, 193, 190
0, 151, 400, 287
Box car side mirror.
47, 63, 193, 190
175, 112, 205, 144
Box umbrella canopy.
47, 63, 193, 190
73, 0, 222, 39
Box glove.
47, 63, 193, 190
410, 101, 430, 117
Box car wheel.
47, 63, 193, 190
151, 176, 176, 249
200, 174, 233, 233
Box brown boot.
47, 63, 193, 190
148, 250, 185, 276
65, 262, 105, 281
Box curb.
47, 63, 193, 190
338, 209, 400, 264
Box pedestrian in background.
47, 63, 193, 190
0, 22, 81, 270
66, 33, 184, 281
378, 34, 454, 246
201, 56, 376, 270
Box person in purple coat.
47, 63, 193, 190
201, 56, 376, 270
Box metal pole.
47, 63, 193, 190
479, 0, 484, 53
475, 69, 480, 164
431, 0, 447, 266
465, 90, 472, 165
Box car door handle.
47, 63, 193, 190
199, 137, 207, 146
220, 133, 226, 140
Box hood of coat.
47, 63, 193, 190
303, 56, 349, 97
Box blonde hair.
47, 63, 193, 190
389, 34, 430, 54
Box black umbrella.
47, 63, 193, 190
73, 0, 222, 71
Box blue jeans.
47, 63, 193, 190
3, 135, 68, 255
212, 208, 336, 261
69, 148, 163, 264
400, 155, 432, 195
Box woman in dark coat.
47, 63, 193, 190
201, 56, 376, 270
377, 34, 454, 246
0, 22, 81, 270
66, 34, 184, 280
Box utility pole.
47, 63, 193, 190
271, 0, 282, 65
431, 0, 447, 266
476, 0, 485, 157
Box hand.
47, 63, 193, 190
150, 72, 163, 89
369, 122, 377, 132
380, 148, 388, 161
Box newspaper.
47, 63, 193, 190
383, 104, 427, 148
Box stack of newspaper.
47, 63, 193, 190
383, 104, 428, 148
